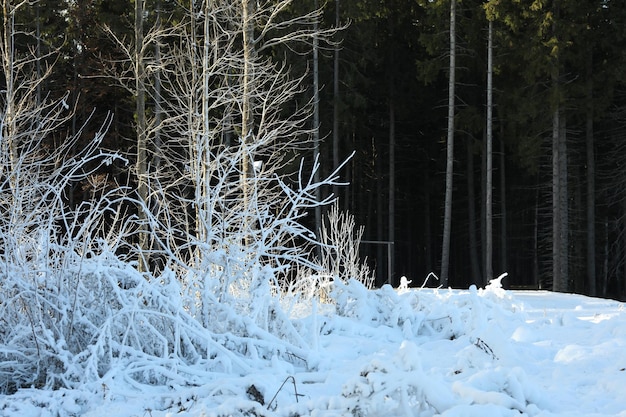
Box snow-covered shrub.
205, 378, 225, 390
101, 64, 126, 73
342, 341, 455, 417
0, 226, 124, 392
0, 151, 367, 393
167, 156, 359, 346
0, 109, 125, 393
331, 279, 400, 324
317, 203, 374, 289
1, 240, 256, 392
279, 203, 374, 313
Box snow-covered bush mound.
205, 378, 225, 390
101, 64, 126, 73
2, 268, 626, 417
0, 246, 311, 395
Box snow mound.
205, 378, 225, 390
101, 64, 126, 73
2, 269, 626, 417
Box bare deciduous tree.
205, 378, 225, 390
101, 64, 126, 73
0, 1, 126, 391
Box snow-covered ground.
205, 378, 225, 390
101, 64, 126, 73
2, 276, 626, 417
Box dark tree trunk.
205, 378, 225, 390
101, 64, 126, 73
485, 19, 494, 283
467, 136, 482, 285
441, 0, 456, 286
585, 49, 596, 296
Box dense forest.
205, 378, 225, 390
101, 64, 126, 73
2, 0, 626, 300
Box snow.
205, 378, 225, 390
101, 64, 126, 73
2, 272, 626, 417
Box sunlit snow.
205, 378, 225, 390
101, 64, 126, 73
2, 274, 626, 417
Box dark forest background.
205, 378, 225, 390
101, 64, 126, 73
5, 0, 626, 299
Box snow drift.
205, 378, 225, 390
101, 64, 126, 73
2, 260, 626, 416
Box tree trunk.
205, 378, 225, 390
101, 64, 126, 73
441, 0, 456, 287
154, 0, 162, 170
388, 97, 395, 286
388, 7, 396, 286
552, 104, 569, 292
189, 0, 202, 261
573, 164, 584, 293
201, 0, 211, 207
241, 0, 256, 238
193, 0, 215, 252
602, 217, 608, 296
481, 131, 486, 280
313, 0, 321, 238
551, 2, 568, 293
615, 210, 626, 300
585, 49, 596, 296
485, 18, 494, 283
2, 0, 18, 191
560, 116, 568, 289
500, 130, 507, 274
35, 2, 41, 104
135, 0, 149, 272
376, 143, 384, 282
424, 162, 433, 274
467, 136, 482, 284
333, 0, 340, 201
533, 188, 540, 288
552, 106, 562, 291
